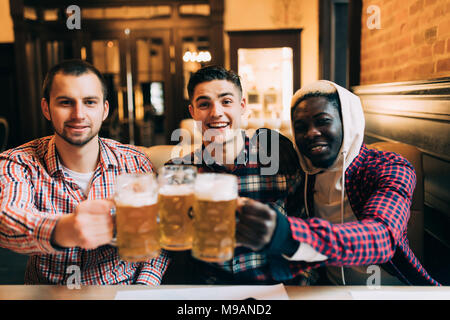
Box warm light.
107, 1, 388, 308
135, 87, 144, 121
80, 47, 87, 60
107, 41, 114, 48
117, 90, 124, 121
183, 51, 212, 63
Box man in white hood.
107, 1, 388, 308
239, 80, 439, 286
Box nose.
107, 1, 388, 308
210, 101, 224, 118
71, 101, 86, 120
305, 124, 321, 140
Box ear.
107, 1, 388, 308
102, 100, 110, 121
240, 96, 247, 115
41, 98, 51, 121
188, 104, 195, 119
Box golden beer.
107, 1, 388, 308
157, 165, 197, 250
191, 173, 238, 262
115, 202, 160, 261
114, 173, 160, 262
192, 198, 237, 262
158, 190, 195, 250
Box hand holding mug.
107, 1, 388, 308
236, 197, 277, 252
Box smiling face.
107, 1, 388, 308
292, 96, 343, 168
189, 79, 246, 146
41, 71, 109, 147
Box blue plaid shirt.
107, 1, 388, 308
165, 129, 316, 285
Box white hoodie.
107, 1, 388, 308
287, 80, 402, 285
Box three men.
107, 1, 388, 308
1, 59, 438, 286
0, 60, 168, 284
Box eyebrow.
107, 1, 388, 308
55, 96, 100, 100
293, 111, 332, 123
194, 92, 235, 103
313, 112, 331, 118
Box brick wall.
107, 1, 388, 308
360, 0, 450, 84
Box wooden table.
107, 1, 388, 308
0, 285, 448, 300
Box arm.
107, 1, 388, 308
287, 159, 415, 267
0, 157, 114, 254
237, 157, 415, 275
135, 250, 171, 285
0, 157, 61, 254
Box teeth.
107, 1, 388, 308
208, 123, 228, 128
311, 146, 325, 152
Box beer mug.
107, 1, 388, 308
157, 165, 197, 251
113, 173, 160, 262
192, 173, 238, 262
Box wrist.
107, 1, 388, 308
51, 214, 79, 248
265, 211, 299, 256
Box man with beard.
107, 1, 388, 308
0, 59, 168, 285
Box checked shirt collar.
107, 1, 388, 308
44, 135, 120, 178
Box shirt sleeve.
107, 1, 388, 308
0, 157, 62, 255
284, 158, 415, 272
135, 250, 170, 285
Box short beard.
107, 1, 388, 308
50, 119, 98, 147
55, 129, 98, 146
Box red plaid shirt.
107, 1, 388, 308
286, 144, 440, 286
0, 136, 169, 285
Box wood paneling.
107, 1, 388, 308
353, 78, 450, 247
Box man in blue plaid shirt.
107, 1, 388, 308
164, 66, 315, 285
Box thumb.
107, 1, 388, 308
236, 197, 252, 213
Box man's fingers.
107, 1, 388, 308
237, 198, 274, 219
236, 229, 265, 251
236, 219, 272, 250
236, 220, 261, 238
77, 227, 114, 249
236, 216, 273, 234
76, 199, 114, 215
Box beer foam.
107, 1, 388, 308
159, 184, 194, 196
115, 173, 158, 207
194, 174, 237, 201
115, 192, 158, 207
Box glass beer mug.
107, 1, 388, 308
157, 165, 197, 251
191, 173, 238, 262
113, 172, 160, 262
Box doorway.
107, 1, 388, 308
85, 29, 172, 147
228, 29, 301, 134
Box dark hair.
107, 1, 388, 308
42, 59, 108, 102
187, 65, 242, 101
291, 91, 341, 118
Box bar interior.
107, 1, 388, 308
0, 0, 449, 301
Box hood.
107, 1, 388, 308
290, 80, 365, 175
290, 80, 366, 286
